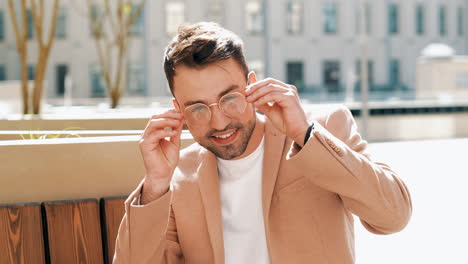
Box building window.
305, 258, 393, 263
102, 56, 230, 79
0, 65, 6, 81
458, 7, 464, 36
27, 65, 35, 80
388, 3, 399, 35
286, 61, 304, 92
389, 59, 400, 88
127, 63, 145, 96
287, 2, 302, 35
90, 64, 106, 97
246, 1, 263, 34
439, 5, 446, 36
55, 64, 68, 96
56, 8, 67, 39
89, 5, 103, 37
206, 1, 224, 25
27, 9, 34, 40
323, 2, 338, 34
323, 60, 341, 92
415, 4, 425, 35
130, 5, 144, 36
356, 3, 371, 34
249, 60, 264, 80
355, 60, 374, 91
0, 10, 4, 41
166, 2, 185, 36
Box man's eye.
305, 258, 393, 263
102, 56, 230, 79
222, 95, 237, 103
191, 105, 206, 112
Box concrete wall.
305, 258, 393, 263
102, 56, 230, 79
0, 135, 195, 204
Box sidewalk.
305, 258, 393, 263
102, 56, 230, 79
356, 138, 468, 263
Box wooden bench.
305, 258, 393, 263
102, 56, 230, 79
0, 197, 127, 264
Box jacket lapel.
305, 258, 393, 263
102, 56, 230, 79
262, 118, 286, 235
198, 148, 225, 264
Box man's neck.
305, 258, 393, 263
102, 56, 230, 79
231, 114, 265, 160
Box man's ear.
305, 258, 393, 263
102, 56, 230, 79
247, 71, 257, 85
172, 98, 181, 112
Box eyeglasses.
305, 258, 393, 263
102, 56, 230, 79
183, 92, 247, 125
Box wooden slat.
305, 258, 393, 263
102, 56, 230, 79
101, 196, 127, 264
0, 203, 46, 264
43, 199, 104, 264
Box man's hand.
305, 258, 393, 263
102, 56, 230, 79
139, 109, 184, 204
245, 77, 309, 147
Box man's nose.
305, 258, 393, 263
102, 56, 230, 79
210, 105, 230, 130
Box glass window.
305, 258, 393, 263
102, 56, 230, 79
388, 3, 399, 35
389, 59, 400, 88
323, 60, 341, 92
458, 7, 464, 36
287, 2, 302, 35
0, 10, 4, 41
356, 3, 371, 34
89, 5, 103, 37
355, 60, 374, 91
27, 65, 35, 80
286, 61, 304, 91
416, 4, 425, 35
439, 5, 446, 36
130, 4, 144, 36
0, 65, 6, 81
323, 2, 338, 34
56, 8, 67, 39
27, 9, 34, 40
166, 2, 185, 36
89, 64, 106, 97
56, 64, 68, 96
206, 1, 224, 24
246, 1, 263, 34
127, 63, 145, 96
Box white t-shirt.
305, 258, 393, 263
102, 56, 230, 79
216, 136, 269, 264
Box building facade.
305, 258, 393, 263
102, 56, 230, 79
0, 0, 467, 102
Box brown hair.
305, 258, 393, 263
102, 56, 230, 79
163, 22, 249, 95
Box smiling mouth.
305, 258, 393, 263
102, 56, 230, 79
211, 129, 239, 145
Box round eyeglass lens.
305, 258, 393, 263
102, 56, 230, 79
220, 93, 247, 117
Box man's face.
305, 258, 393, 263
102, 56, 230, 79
173, 58, 256, 160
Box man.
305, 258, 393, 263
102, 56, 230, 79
113, 22, 412, 264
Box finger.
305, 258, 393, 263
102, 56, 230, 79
289, 84, 298, 94
143, 119, 182, 138
253, 92, 286, 108
246, 83, 289, 103
151, 109, 183, 120
245, 77, 290, 96
170, 118, 184, 147
140, 129, 177, 145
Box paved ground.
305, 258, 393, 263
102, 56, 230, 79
355, 137, 468, 263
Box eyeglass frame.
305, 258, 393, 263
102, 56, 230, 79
182, 91, 248, 125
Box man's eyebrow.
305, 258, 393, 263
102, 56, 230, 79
183, 84, 240, 107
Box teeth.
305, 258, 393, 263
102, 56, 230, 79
214, 130, 235, 139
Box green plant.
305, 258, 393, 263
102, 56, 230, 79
20, 127, 83, 140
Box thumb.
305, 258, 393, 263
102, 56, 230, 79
256, 103, 272, 117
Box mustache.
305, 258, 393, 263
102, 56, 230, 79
206, 123, 243, 137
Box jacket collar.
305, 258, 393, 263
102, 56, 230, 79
197, 114, 286, 264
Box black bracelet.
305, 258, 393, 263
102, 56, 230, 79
303, 122, 315, 146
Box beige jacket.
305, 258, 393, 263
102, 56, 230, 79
113, 104, 412, 264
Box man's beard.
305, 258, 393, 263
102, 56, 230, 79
199, 118, 256, 160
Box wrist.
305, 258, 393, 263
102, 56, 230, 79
293, 121, 311, 148
141, 177, 171, 205
294, 122, 314, 148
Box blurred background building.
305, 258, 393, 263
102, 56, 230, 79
1, 0, 468, 104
